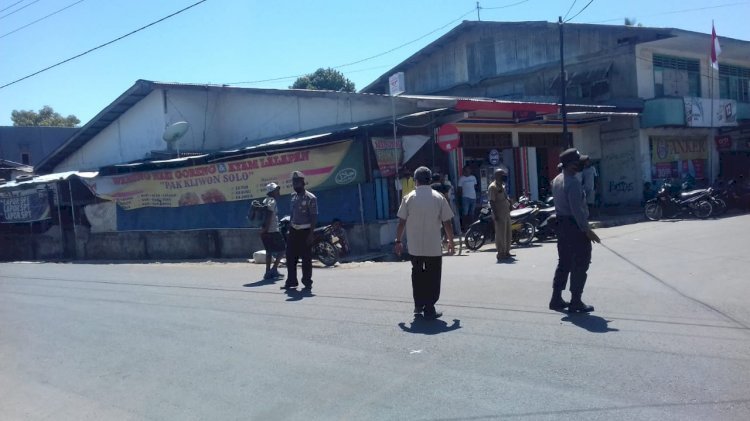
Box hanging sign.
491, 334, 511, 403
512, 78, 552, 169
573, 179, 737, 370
437, 124, 460, 152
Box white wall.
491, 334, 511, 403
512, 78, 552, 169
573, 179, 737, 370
54, 87, 431, 172
56, 92, 164, 171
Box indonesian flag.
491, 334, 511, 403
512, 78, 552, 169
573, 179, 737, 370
711, 23, 722, 70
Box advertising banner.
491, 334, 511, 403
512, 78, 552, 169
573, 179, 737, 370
83, 140, 364, 210
0, 187, 51, 223
371, 137, 402, 177
684, 97, 737, 127
651, 137, 708, 164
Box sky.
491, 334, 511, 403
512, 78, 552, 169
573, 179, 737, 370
0, 0, 748, 126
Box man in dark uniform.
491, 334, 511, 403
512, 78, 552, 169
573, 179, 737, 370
282, 171, 318, 291
549, 148, 601, 313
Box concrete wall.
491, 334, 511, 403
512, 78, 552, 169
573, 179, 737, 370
0, 126, 77, 167
599, 116, 641, 206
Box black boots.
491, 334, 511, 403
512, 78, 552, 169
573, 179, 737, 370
548, 290, 569, 311
568, 292, 594, 313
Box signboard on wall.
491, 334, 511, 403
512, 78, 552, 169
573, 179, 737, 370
0, 188, 51, 223
684, 97, 737, 127
650, 137, 708, 180
82, 140, 364, 210
371, 137, 402, 177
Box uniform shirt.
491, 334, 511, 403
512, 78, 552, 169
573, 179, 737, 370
552, 172, 589, 231
397, 185, 454, 257
582, 166, 597, 192
262, 197, 280, 233
458, 175, 477, 199
487, 181, 511, 217
290, 190, 318, 228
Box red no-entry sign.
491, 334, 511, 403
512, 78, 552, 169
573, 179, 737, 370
437, 124, 460, 152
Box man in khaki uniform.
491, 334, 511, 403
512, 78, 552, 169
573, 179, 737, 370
488, 168, 513, 261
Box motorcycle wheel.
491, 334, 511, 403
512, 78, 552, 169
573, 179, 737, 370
313, 241, 339, 267
692, 200, 713, 219
712, 198, 727, 217
464, 227, 486, 250
644, 202, 662, 221
515, 222, 536, 246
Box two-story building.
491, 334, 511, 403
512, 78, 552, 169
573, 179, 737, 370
362, 21, 750, 206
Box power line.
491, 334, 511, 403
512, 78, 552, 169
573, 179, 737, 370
225, 64, 393, 87
562, 0, 577, 21
0, 0, 40, 20
0, 0, 26, 14
225, 7, 477, 86
0, 0, 208, 90
585, 1, 750, 24
0, 0, 84, 40
481, 0, 531, 10
565, 0, 595, 22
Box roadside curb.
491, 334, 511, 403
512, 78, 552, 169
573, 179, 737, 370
590, 214, 645, 229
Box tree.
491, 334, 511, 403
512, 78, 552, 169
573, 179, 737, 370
624, 18, 643, 27
290, 68, 355, 92
11, 105, 80, 127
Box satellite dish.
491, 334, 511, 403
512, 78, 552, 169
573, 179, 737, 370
162, 121, 189, 154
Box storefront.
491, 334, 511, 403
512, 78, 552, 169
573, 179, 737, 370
649, 136, 709, 186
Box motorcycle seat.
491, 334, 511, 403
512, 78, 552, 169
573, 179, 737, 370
679, 189, 705, 199
510, 207, 534, 218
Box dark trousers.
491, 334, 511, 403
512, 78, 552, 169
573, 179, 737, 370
411, 256, 442, 312
552, 218, 592, 295
286, 228, 312, 287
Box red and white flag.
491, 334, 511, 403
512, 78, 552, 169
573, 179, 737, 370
711, 23, 722, 70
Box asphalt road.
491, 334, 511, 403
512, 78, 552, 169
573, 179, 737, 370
2, 214, 750, 420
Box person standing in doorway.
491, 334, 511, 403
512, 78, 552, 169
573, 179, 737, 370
261, 182, 285, 280
549, 148, 601, 313
282, 171, 318, 292
488, 168, 513, 261
581, 158, 598, 216
457, 166, 478, 230
395, 167, 455, 320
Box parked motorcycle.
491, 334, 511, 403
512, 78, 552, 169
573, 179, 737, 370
464, 206, 537, 250
513, 195, 556, 240
644, 182, 713, 221
279, 216, 339, 267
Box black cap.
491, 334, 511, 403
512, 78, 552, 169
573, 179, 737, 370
558, 148, 589, 168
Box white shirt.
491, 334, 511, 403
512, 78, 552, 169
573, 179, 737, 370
458, 175, 477, 199
397, 186, 454, 257
262, 197, 280, 233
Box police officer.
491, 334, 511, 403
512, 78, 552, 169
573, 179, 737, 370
488, 168, 513, 261
282, 171, 318, 291
549, 148, 601, 313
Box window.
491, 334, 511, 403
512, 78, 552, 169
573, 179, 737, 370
653, 55, 701, 97
21, 152, 30, 165
719, 64, 750, 103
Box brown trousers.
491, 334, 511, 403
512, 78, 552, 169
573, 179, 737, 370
494, 215, 512, 258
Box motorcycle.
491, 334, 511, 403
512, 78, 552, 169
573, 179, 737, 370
279, 216, 339, 267
464, 205, 537, 250
644, 182, 713, 221
514, 195, 556, 240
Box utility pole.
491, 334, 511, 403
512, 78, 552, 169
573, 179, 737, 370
558, 16, 571, 148
477, 2, 481, 21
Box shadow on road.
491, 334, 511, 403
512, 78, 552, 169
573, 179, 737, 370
398, 317, 462, 335
284, 288, 315, 302
561, 313, 619, 333
243, 278, 280, 288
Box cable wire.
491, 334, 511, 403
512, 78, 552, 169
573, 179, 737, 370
584, 1, 750, 24
481, 0, 530, 10
0, 0, 40, 20
225, 7, 476, 85
565, 0, 594, 22
0, 0, 26, 14
0, 0, 84, 40
562, 0, 577, 21
0, 0, 208, 90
